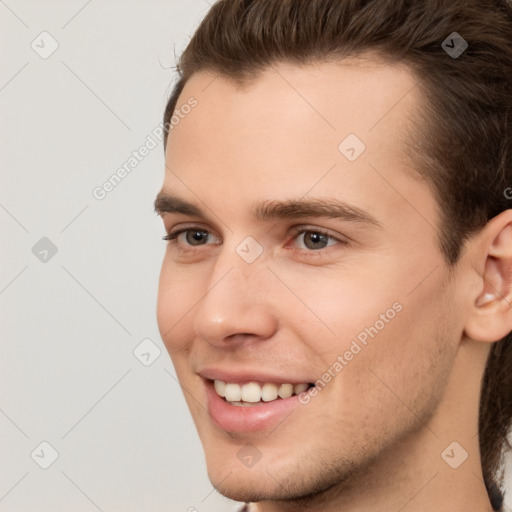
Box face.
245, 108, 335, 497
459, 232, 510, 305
156, 60, 464, 503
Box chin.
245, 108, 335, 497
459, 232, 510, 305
208, 469, 287, 503
203, 443, 359, 506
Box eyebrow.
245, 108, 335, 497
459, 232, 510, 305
154, 193, 203, 217
154, 192, 382, 228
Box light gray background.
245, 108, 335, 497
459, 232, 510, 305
0, 1, 511, 511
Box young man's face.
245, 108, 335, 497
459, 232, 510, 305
156, 61, 469, 504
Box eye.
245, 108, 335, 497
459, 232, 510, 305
291, 228, 345, 251
163, 228, 220, 247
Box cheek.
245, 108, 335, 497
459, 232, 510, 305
278, 265, 404, 363
327, 275, 458, 438
156, 259, 200, 356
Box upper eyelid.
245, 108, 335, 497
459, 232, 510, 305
164, 222, 216, 236
165, 224, 339, 235
289, 226, 346, 242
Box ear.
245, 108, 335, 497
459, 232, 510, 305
464, 210, 512, 343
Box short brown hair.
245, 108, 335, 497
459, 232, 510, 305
162, 1, 512, 508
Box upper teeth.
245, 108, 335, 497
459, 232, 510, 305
214, 380, 309, 403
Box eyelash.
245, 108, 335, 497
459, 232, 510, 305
162, 226, 346, 257
162, 229, 213, 247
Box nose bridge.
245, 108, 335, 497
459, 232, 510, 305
193, 241, 276, 344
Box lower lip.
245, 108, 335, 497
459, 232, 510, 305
205, 380, 304, 433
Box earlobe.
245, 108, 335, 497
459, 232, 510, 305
464, 211, 512, 343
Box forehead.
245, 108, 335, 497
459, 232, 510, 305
169, 58, 421, 147
163, 59, 435, 229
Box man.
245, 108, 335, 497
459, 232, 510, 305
154, 1, 512, 510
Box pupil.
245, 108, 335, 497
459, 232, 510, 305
305, 232, 327, 249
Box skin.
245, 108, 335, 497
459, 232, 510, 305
155, 59, 512, 511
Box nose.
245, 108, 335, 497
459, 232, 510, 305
193, 254, 278, 348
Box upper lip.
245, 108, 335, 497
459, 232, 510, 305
199, 367, 314, 385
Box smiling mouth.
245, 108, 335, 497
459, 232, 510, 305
212, 379, 315, 406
